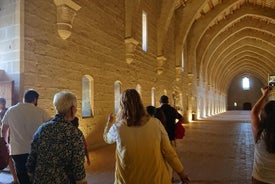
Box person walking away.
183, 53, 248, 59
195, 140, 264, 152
158, 95, 184, 181
104, 89, 189, 184
159, 95, 183, 146
1, 90, 51, 184
0, 98, 18, 183
250, 86, 275, 184
26, 91, 87, 184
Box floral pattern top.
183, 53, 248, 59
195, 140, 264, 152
26, 114, 86, 184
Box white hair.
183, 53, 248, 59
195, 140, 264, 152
53, 91, 77, 114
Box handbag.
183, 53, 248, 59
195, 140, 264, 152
175, 119, 185, 139
0, 137, 9, 170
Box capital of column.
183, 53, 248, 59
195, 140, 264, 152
125, 37, 139, 64
175, 66, 182, 81
54, 0, 81, 40
156, 56, 166, 75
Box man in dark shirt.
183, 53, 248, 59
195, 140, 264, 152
159, 95, 182, 146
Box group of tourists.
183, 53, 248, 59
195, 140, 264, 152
1, 85, 275, 184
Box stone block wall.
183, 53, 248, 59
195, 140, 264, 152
0, 0, 21, 102
23, 0, 187, 148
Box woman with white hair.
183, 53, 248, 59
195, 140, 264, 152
26, 91, 87, 184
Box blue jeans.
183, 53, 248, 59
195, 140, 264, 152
12, 154, 31, 184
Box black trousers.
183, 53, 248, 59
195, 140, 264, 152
12, 154, 31, 184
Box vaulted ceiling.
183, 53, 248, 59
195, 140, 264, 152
157, 0, 275, 93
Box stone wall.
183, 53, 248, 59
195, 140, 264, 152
0, 0, 22, 102
23, 0, 185, 148
227, 75, 264, 110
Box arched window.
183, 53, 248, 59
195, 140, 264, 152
82, 75, 94, 117
164, 89, 167, 95
114, 81, 121, 114
142, 10, 147, 52
242, 77, 250, 90
151, 87, 156, 106
181, 49, 184, 71
136, 84, 142, 96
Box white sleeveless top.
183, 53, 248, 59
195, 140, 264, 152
252, 138, 275, 183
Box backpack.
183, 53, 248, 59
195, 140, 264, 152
0, 137, 9, 170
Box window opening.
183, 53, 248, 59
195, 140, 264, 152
151, 87, 156, 106
181, 50, 184, 71
142, 10, 147, 52
136, 84, 142, 96
242, 77, 250, 90
82, 75, 94, 117
114, 81, 121, 114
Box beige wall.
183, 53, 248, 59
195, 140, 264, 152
0, 0, 22, 102
227, 75, 264, 110
23, 0, 186, 148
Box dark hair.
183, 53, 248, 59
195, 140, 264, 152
24, 89, 39, 103
117, 89, 147, 127
256, 100, 275, 153
0, 98, 6, 105
146, 106, 156, 116
160, 95, 169, 104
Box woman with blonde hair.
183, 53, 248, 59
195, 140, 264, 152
104, 89, 189, 184
251, 86, 275, 184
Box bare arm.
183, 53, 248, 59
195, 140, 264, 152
103, 113, 116, 144
250, 86, 271, 142
1, 123, 9, 143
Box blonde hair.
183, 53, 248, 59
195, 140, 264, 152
116, 89, 147, 126
53, 91, 77, 114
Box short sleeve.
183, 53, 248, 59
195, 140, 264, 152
1, 110, 10, 126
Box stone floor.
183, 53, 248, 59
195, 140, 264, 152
0, 111, 254, 184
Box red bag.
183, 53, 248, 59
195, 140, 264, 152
175, 119, 185, 139
0, 137, 9, 170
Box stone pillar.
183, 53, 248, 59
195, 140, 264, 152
186, 73, 194, 122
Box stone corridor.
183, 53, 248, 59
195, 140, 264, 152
0, 111, 254, 184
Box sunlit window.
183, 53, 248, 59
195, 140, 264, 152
181, 50, 184, 71
114, 81, 121, 114
136, 84, 141, 96
151, 87, 156, 106
82, 75, 94, 117
242, 77, 250, 90
142, 11, 147, 52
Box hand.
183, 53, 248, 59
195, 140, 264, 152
261, 86, 272, 97
107, 113, 115, 124
28, 172, 34, 182
87, 159, 91, 166
178, 171, 190, 184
